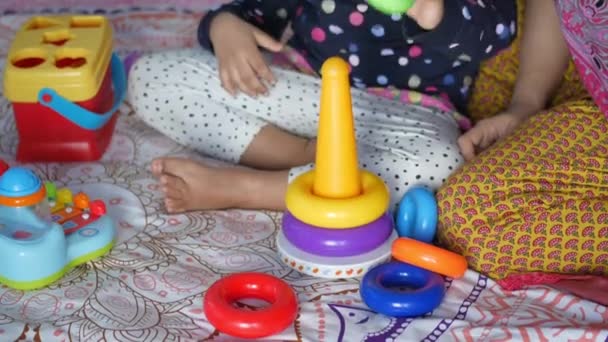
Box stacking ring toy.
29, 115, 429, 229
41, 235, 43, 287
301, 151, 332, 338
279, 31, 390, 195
283, 211, 393, 257
392, 237, 468, 279
203, 272, 298, 339
286, 169, 389, 229
277, 230, 397, 279
395, 187, 437, 243
360, 261, 445, 317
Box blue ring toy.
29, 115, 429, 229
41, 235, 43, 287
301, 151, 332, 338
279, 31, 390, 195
360, 261, 445, 317
395, 187, 437, 243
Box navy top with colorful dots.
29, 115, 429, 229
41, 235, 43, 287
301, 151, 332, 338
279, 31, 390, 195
198, 0, 517, 114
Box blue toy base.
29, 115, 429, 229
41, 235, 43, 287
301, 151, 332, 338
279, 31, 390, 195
0, 215, 116, 290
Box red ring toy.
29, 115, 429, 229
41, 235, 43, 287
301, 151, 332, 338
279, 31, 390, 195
203, 272, 298, 339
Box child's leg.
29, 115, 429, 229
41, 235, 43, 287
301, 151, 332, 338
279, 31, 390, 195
128, 49, 463, 212
151, 107, 461, 213
146, 156, 291, 212
128, 49, 317, 169
128, 49, 319, 212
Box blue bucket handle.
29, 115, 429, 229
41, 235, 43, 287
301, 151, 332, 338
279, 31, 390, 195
37, 52, 127, 131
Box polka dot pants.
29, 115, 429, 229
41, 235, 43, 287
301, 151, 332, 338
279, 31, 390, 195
128, 49, 464, 209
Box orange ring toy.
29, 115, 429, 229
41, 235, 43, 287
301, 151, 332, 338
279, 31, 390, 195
391, 237, 467, 279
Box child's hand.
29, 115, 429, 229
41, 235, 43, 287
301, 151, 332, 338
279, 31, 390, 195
406, 0, 444, 30
209, 13, 284, 97
458, 105, 538, 161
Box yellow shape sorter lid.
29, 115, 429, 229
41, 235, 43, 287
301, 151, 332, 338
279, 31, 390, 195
3, 15, 113, 103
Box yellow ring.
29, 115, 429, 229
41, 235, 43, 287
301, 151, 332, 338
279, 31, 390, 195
286, 170, 389, 229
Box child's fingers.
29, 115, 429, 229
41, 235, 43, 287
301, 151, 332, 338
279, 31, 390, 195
478, 131, 496, 151
252, 26, 284, 53
234, 61, 266, 97
219, 65, 237, 96
249, 54, 276, 87
457, 131, 478, 161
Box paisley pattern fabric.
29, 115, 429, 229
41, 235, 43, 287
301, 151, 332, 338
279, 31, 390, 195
557, 0, 608, 119
437, 100, 608, 279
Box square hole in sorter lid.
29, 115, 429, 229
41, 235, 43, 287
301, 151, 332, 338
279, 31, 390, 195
26, 16, 62, 30
69, 16, 104, 28
42, 29, 75, 46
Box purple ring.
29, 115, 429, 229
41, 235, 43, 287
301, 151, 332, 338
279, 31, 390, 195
282, 211, 394, 257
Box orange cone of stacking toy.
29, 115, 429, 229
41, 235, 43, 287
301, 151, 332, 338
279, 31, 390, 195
313, 57, 362, 199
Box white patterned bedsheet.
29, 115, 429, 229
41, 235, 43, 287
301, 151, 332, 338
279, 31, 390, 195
0, 6, 606, 342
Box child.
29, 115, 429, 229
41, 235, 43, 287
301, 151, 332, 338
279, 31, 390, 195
128, 0, 517, 213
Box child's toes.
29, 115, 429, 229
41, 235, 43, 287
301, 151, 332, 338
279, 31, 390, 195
150, 159, 165, 177
160, 173, 188, 193
162, 183, 182, 199
165, 198, 185, 214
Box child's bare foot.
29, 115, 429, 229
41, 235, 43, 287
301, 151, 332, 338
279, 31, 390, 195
150, 157, 289, 213
150, 157, 250, 213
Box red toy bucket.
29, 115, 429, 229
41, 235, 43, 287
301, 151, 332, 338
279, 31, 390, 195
9, 53, 126, 162
3, 15, 126, 162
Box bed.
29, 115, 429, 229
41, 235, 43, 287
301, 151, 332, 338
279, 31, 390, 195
0, 2, 606, 341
